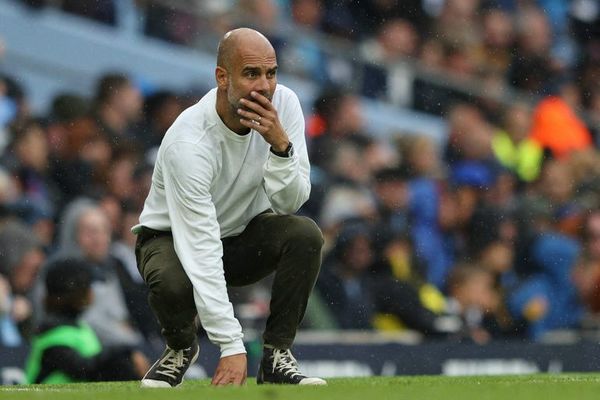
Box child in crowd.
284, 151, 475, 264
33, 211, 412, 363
25, 258, 148, 384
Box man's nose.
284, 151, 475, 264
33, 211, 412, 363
254, 74, 270, 93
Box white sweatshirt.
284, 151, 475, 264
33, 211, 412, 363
135, 84, 310, 357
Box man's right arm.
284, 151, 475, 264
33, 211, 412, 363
162, 141, 246, 358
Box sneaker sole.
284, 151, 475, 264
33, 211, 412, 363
299, 377, 327, 385
140, 379, 175, 388
140, 345, 200, 388
257, 375, 328, 385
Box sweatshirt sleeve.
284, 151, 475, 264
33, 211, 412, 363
162, 141, 245, 358
263, 88, 311, 214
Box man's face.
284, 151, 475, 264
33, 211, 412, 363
77, 209, 111, 262
115, 83, 143, 122
223, 43, 278, 114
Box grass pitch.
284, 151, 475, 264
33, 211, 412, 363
1, 374, 599, 400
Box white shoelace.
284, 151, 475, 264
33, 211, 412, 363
271, 349, 303, 378
156, 349, 187, 380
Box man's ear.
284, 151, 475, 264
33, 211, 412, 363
215, 66, 228, 89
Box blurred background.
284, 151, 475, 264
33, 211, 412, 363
1, 0, 600, 382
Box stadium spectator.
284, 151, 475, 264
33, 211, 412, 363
0, 169, 17, 207
129, 162, 154, 212
92, 73, 143, 150
277, 0, 329, 83
317, 219, 460, 335
237, 0, 281, 39
371, 166, 411, 237
317, 220, 376, 329
46, 93, 112, 209
0, 75, 31, 129
536, 159, 584, 237
317, 179, 378, 248
397, 134, 443, 179
306, 135, 387, 225
507, 233, 584, 340
444, 102, 497, 168
47, 198, 145, 347
572, 254, 600, 317
419, 38, 446, 72
139, 90, 184, 152
307, 86, 365, 168
446, 263, 500, 344
491, 103, 543, 183
0, 78, 16, 154
24, 258, 148, 384
471, 7, 514, 76
1, 118, 57, 220
392, 134, 455, 289
45, 93, 91, 161
0, 274, 22, 347
359, 18, 419, 105
314, 136, 385, 237
104, 149, 142, 204
530, 87, 593, 159
572, 209, 600, 316
0, 220, 46, 340
434, 0, 481, 52
508, 6, 560, 93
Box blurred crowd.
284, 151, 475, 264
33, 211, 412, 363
302, 83, 600, 344
1, 0, 600, 356
14, 0, 600, 119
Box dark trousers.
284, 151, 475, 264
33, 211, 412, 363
135, 212, 323, 350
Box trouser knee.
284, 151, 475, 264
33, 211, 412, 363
279, 216, 323, 280
146, 267, 194, 306
284, 216, 324, 252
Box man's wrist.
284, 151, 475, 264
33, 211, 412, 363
270, 139, 290, 153
220, 340, 247, 358
270, 141, 294, 158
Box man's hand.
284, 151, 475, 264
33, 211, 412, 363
211, 353, 247, 386
237, 91, 289, 152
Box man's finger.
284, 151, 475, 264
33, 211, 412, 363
215, 378, 229, 386
237, 108, 263, 122
250, 91, 274, 109
239, 118, 264, 130
213, 371, 241, 386
240, 98, 267, 115
224, 372, 245, 386
234, 373, 246, 385
211, 369, 227, 385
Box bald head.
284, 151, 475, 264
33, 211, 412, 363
214, 27, 278, 131
216, 28, 274, 71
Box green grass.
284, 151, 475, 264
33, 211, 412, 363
2, 374, 600, 400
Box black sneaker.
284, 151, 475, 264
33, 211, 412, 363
141, 341, 199, 388
257, 347, 326, 385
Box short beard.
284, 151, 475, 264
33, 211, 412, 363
226, 80, 272, 116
